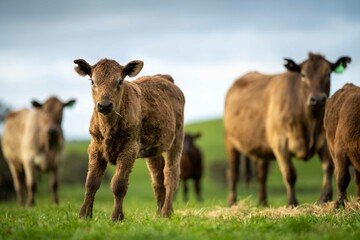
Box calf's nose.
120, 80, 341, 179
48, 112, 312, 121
97, 101, 113, 114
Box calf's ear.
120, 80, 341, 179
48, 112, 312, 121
332, 56, 351, 74
74, 59, 92, 77
284, 58, 301, 73
123, 60, 144, 77
64, 99, 76, 108
31, 100, 43, 108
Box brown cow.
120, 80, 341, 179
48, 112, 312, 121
224, 53, 351, 206
74, 58, 185, 221
180, 132, 203, 202
1, 96, 76, 206
324, 83, 360, 209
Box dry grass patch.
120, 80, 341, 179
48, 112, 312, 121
177, 199, 360, 220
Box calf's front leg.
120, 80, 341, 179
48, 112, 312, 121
79, 147, 107, 219
111, 155, 136, 221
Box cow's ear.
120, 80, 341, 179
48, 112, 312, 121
31, 100, 43, 108
332, 56, 351, 74
74, 59, 92, 77
284, 58, 301, 73
64, 99, 76, 108
193, 132, 202, 140
123, 60, 144, 77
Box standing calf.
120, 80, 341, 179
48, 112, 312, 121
74, 58, 185, 221
1, 96, 76, 206
324, 83, 360, 209
180, 132, 203, 202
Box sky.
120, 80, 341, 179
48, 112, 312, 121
0, 0, 360, 140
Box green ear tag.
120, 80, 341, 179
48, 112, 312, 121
335, 62, 344, 74
66, 100, 76, 108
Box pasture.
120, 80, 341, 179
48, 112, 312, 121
1, 118, 360, 239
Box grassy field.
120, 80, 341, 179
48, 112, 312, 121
1, 118, 360, 239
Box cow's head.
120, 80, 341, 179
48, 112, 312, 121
284, 53, 351, 110
74, 58, 143, 116
183, 132, 201, 154
32, 96, 76, 146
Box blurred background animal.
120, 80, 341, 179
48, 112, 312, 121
224, 53, 351, 207
324, 83, 360, 209
1, 96, 76, 206
180, 132, 203, 202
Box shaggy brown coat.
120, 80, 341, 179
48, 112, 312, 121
180, 132, 203, 202
324, 83, 360, 208
74, 58, 185, 221
224, 53, 351, 206
1, 96, 76, 206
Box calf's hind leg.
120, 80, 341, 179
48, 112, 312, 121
354, 170, 360, 201
146, 156, 166, 213
334, 152, 350, 209
162, 131, 183, 217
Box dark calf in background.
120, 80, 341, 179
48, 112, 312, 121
180, 133, 203, 202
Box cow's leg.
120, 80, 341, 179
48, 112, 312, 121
79, 147, 107, 219
162, 131, 183, 218
146, 156, 165, 214
354, 169, 360, 201
318, 144, 334, 204
256, 159, 270, 206
194, 178, 202, 202
8, 162, 25, 206
225, 137, 240, 206
111, 155, 136, 221
334, 152, 351, 209
49, 169, 59, 204
244, 155, 253, 188
23, 161, 36, 207
273, 144, 298, 206
183, 179, 189, 202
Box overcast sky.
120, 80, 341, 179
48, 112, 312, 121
1, 0, 359, 139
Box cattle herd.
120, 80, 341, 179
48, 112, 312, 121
1, 52, 359, 221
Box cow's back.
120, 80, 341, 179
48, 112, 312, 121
224, 72, 275, 158
325, 83, 360, 161
2, 109, 29, 166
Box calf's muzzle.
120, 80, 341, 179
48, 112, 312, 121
97, 101, 113, 114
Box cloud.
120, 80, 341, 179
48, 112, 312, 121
0, 0, 359, 139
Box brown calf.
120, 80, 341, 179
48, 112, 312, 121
74, 58, 185, 221
224, 53, 351, 206
1, 96, 76, 206
324, 83, 360, 209
180, 132, 203, 202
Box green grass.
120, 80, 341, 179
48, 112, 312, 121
1, 118, 359, 239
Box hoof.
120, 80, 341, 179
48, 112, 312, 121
161, 208, 173, 218
334, 201, 345, 210
111, 212, 125, 222
227, 196, 237, 207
